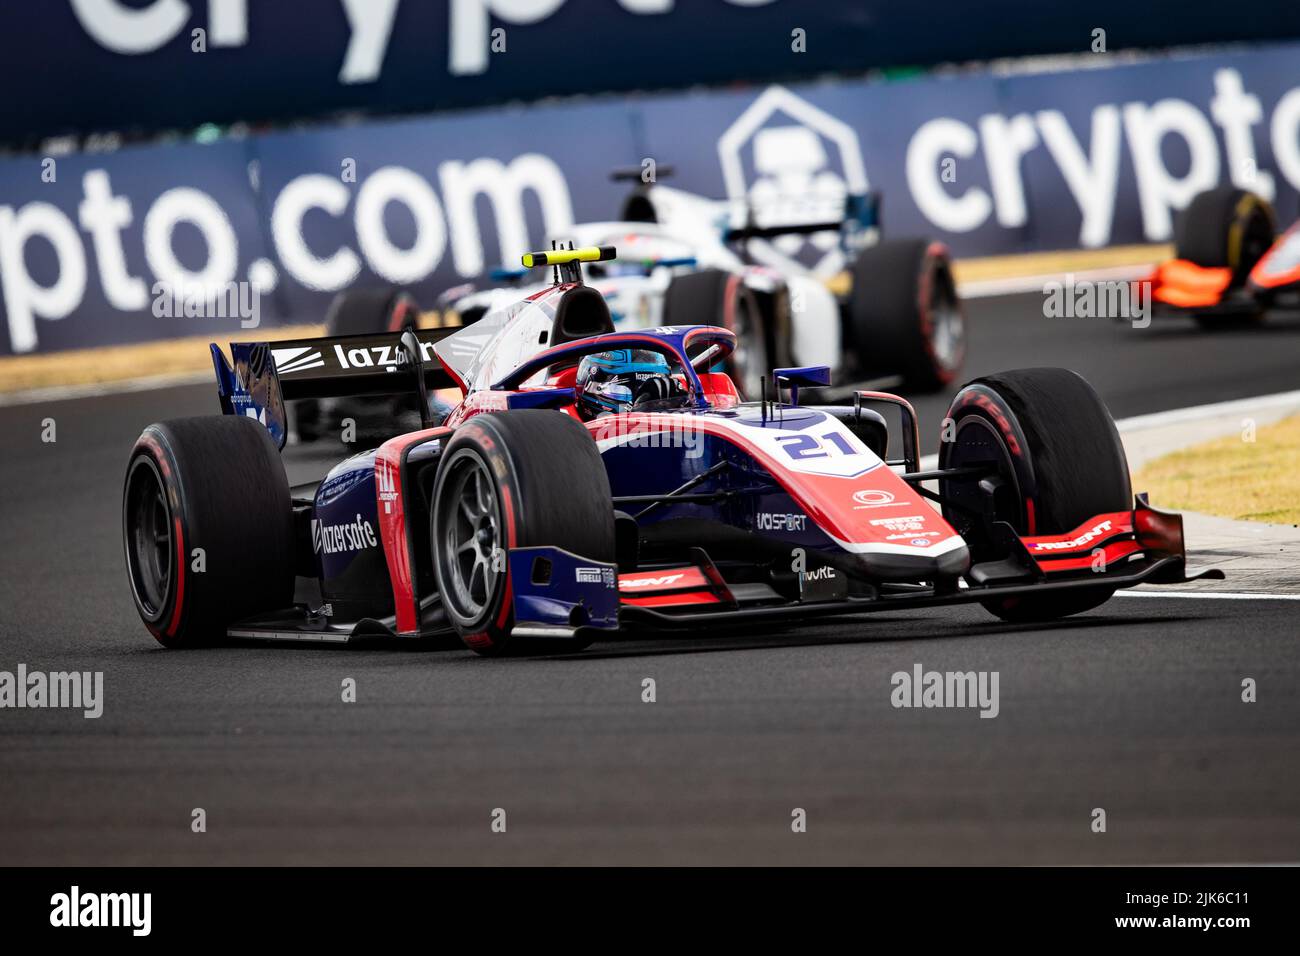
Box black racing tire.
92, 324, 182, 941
664, 269, 770, 400
1175, 186, 1274, 328
325, 287, 420, 336
455, 305, 488, 326
123, 416, 295, 647
294, 288, 421, 444
292, 400, 323, 443
431, 411, 616, 656
938, 368, 1131, 623
299, 288, 419, 441
847, 238, 966, 393
1175, 185, 1276, 278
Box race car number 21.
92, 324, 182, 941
777, 432, 857, 460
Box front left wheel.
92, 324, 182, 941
431, 411, 617, 655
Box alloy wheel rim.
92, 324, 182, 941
125, 457, 173, 620
441, 455, 502, 621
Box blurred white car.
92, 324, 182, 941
442, 173, 966, 401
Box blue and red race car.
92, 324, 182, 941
123, 245, 1220, 655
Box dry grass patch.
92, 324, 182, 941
1133, 415, 1300, 525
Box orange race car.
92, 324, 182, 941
1142, 184, 1300, 327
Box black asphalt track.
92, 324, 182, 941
1, 294, 1297, 864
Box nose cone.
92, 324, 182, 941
850, 536, 971, 583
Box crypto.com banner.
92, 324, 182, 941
5, 1, 1300, 144
4, 43, 1300, 355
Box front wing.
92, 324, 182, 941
227, 496, 1220, 644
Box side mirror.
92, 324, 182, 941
773, 365, 831, 407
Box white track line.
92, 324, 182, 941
1117, 590, 1300, 601
1113, 389, 1300, 432
0, 371, 209, 407
957, 263, 1153, 299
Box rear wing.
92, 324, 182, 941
210, 328, 458, 449
722, 191, 880, 253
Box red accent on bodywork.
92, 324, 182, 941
1149, 259, 1232, 308
697, 372, 739, 408
547, 365, 579, 389
622, 590, 722, 607
1134, 501, 1185, 558
1249, 227, 1300, 289
1021, 511, 1133, 550
1032, 539, 1142, 573
375, 427, 452, 635
590, 414, 961, 554
436, 350, 469, 396
1021, 510, 1138, 573
618, 567, 711, 594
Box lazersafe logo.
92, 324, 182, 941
50, 886, 150, 936
891, 663, 1000, 718
312, 514, 378, 555
0, 665, 103, 718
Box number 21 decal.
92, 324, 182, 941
776, 431, 858, 460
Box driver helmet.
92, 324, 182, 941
575, 348, 679, 419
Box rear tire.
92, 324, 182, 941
1175, 186, 1274, 328
848, 238, 965, 392
324, 287, 420, 335
295, 288, 421, 443
431, 411, 616, 656
664, 269, 770, 399
938, 368, 1131, 623
123, 416, 295, 647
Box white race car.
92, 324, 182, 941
441, 172, 966, 401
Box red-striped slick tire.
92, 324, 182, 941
848, 238, 966, 392
430, 411, 616, 656
122, 416, 294, 647
937, 368, 1131, 623
663, 269, 771, 400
